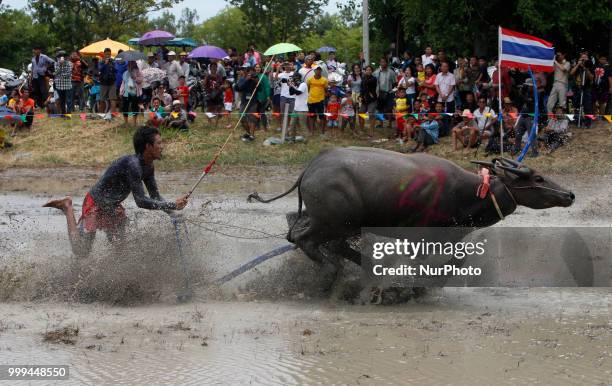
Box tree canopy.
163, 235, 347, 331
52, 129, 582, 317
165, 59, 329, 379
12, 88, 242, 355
0, 0, 610, 72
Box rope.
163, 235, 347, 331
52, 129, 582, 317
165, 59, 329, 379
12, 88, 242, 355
185, 218, 286, 240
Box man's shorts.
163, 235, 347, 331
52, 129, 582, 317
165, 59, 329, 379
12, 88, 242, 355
78, 193, 126, 234
307, 101, 325, 119
100, 84, 117, 101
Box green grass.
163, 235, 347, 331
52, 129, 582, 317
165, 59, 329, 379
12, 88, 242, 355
1, 113, 610, 175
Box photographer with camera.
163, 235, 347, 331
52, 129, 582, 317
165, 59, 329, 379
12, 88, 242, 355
546, 50, 571, 113
570, 52, 594, 127
277, 62, 296, 128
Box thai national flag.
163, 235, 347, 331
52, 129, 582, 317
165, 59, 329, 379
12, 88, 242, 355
499, 27, 555, 72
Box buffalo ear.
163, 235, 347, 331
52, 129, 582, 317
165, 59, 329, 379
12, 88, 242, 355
470, 160, 497, 175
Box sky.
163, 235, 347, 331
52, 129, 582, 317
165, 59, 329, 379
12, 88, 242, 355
3, 0, 345, 21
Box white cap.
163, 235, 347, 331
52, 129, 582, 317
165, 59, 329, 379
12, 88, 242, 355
168, 51, 176, 56
172, 99, 181, 106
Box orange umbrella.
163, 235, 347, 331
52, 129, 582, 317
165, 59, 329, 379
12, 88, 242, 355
79, 38, 130, 58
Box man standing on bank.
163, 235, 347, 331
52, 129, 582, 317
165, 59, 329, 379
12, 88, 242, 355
43, 126, 189, 258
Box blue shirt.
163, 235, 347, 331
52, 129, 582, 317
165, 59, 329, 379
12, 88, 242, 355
420, 120, 439, 143
31, 54, 55, 79
114, 61, 127, 89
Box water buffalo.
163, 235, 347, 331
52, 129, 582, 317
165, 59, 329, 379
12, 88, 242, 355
248, 147, 575, 266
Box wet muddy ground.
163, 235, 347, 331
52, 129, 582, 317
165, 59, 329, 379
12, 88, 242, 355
0, 166, 611, 384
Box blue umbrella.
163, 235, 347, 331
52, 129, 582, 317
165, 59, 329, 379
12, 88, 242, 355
316, 46, 336, 53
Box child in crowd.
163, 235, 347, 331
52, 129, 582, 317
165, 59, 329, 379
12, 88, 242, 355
418, 92, 430, 110
45, 82, 59, 115
146, 97, 166, 128
176, 75, 190, 111
163, 100, 188, 131
222, 79, 234, 129
7, 90, 19, 111
327, 80, 346, 100
326, 94, 340, 136
394, 86, 409, 139
16, 89, 35, 129
339, 94, 356, 135
416, 64, 425, 83
402, 115, 417, 143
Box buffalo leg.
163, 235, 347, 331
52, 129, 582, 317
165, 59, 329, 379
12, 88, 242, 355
326, 238, 361, 266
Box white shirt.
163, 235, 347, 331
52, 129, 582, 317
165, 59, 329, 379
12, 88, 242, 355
166, 60, 182, 89
398, 76, 416, 94
434, 72, 456, 102
180, 62, 190, 78
299, 66, 314, 81
422, 54, 435, 66
473, 106, 495, 132
278, 71, 294, 98
293, 82, 309, 111
553, 60, 571, 84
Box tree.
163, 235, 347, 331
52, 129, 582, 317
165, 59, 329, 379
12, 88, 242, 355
148, 11, 178, 35
227, 0, 326, 47
0, 5, 53, 71
192, 7, 250, 51
28, 0, 182, 51
177, 8, 199, 37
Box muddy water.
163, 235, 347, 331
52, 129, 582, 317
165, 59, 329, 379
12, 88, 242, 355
1, 168, 611, 384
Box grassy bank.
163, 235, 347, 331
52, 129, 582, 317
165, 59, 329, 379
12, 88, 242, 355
1, 113, 610, 174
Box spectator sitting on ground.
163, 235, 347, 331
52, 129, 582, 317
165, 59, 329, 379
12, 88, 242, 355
7, 90, 19, 111
539, 105, 569, 153
433, 101, 451, 137
0, 85, 7, 107
163, 100, 188, 131
411, 110, 439, 152
146, 97, 166, 128
45, 81, 59, 115
153, 84, 172, 108
451, 109, 478, 151
16, 89, 35, 130
472, 96, 496, 147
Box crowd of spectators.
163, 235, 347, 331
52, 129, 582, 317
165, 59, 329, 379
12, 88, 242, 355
1, 43, 610, 155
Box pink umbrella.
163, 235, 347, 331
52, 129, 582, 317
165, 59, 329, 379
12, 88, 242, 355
139, 30, 175, 46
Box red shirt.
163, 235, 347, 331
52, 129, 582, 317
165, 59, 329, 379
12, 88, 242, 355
223, 88, 233, 104
19, 98, 35, 113
71, 60, 82, 82
177, 85, 189, 107
326, 102, 340, 120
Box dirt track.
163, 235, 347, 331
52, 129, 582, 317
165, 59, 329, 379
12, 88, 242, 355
0, 166, 611, 384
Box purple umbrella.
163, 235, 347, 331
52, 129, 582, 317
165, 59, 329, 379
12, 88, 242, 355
139, 30, 175, 46
188, 45, 228, 60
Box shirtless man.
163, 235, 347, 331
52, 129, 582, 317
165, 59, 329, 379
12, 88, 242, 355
43, 126, 188, 258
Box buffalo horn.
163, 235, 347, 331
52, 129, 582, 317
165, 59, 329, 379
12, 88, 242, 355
496, 164, 532, 178
470, 160, 497, 174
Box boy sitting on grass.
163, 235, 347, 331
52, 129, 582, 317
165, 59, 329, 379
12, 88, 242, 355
163, 100, 188, 132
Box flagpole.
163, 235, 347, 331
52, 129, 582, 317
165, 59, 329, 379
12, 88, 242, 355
498, 26, 504, 158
